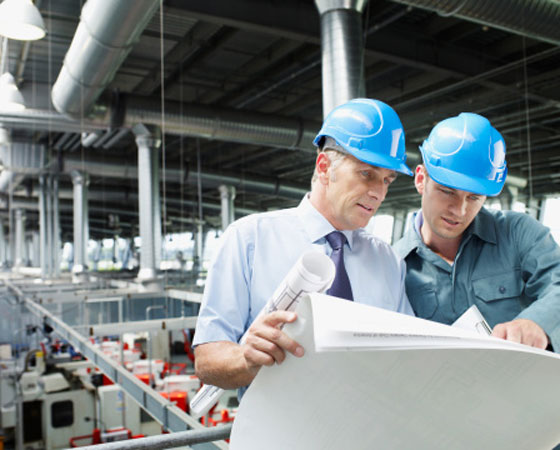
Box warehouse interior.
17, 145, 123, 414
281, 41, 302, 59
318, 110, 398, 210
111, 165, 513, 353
0, 0, 559, 448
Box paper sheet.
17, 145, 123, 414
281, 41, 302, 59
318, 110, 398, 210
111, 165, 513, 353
190, 251, 335, 418
230, 294, 560, 450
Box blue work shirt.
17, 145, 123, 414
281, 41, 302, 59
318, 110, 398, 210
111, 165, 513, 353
194, 195, 413, 349
393, 208, 560, 351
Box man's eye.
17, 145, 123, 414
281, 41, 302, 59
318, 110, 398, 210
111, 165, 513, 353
360, 170, 371, 179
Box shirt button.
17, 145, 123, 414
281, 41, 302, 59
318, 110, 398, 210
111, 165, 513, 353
499, 286, 506, 294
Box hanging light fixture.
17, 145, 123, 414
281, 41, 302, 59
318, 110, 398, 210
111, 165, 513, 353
0, 72, 25, 110
0, 0, 46, 41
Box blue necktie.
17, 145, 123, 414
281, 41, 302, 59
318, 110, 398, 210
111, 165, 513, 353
326, 231, 354, 301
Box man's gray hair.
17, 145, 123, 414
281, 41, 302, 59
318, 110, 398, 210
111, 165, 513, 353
311, 137, 348, 185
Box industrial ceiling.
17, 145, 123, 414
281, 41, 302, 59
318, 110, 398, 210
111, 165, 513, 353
1, 0, 559, 241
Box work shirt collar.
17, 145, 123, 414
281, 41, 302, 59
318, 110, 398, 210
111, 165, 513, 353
297, 194, 354, 250
398, 207, 498, 258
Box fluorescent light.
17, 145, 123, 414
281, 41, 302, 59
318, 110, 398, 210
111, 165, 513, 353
0, 72, 25, 111
0, 0, 46, 41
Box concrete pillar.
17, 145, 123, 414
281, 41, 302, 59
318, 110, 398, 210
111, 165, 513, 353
133, 124, 162, 289
71, 170, 89, 282
218, 185, 236, 231
14, 209, 26, 268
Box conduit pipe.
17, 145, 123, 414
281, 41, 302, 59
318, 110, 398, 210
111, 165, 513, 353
389, 0, 560, 47
51, 0, 160, 118
315, 0, 369, 117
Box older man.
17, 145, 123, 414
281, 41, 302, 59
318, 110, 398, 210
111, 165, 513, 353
193, 98, 414, 395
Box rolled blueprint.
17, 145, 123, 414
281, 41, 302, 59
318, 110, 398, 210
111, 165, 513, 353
189, 250, 335, 418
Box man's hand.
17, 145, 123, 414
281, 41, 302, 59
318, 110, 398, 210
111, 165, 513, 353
194, 311, 304, 389
491, 318, 549, 349
242, 311, 305, 377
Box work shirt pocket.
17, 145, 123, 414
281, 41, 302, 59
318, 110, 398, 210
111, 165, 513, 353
472, 271, 523, 302
409, 285, 438, 319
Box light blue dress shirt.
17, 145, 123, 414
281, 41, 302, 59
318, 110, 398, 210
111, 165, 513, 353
193, 195, 413, 348
393, 208, 560, 351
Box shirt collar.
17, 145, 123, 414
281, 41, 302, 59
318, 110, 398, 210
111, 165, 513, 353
297, 194, 354, 250
398, 207, 497, 259
467, 207, 497, 244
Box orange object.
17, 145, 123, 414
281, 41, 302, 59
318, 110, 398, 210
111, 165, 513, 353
159, 390, 188, 413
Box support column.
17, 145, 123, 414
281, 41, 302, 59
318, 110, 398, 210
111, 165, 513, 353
499, 186, 517, 211
30, 231, 40, 267
0, 221, 6, 268
133, 124, 162, 289
218, 185, 236, 231
39, 174, 49, 277
14, 209, 26, 268
192, 221, 205, 279
71, 170, 89, 282
52, 175, 61, 277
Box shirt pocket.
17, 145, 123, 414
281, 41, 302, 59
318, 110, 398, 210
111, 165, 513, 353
409, 286, 438, 319
472, 271, 523, 303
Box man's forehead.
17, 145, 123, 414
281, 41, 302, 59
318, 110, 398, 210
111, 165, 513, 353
426, 175, 482, 197
359, 159, 397, 177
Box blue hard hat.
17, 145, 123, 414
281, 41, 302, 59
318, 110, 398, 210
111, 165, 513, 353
313, 98, 413, 176
419, 113, 507, 197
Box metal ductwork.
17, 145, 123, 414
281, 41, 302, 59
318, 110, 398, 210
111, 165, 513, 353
48, 0, 320, 150
51, 0, 160, 118
62, 154, 308, 200
0, 142, 45, 193
0, 100, 320, 152
315, 0, 369, 117
388, 0, 560, 47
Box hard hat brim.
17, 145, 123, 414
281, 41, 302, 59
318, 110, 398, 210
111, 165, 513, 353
351, 148, 414, 176
424, 161, 507, 197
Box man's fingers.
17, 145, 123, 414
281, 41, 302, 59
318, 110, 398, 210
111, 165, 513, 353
243, 335, 286, 367
491, 319, 548, 349
260, 310, 298, 328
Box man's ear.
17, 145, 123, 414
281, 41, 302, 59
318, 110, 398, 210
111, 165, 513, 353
415, 165, 427, 195
315, 152, 331, 185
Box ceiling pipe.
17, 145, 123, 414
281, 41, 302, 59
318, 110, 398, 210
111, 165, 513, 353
47, 0, 320, 152
0, 98, 320, 153
51, 0, 161, 118
315, 0, 369, 117
388, 0, 560, 47
62, 154, 309, 200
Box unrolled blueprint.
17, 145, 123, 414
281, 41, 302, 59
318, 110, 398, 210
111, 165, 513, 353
230, 293, 560, 450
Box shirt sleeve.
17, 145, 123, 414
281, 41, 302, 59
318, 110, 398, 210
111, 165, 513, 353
192, 222, 254, 347
396, 255, 415, 316
512, 214, 560, 351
